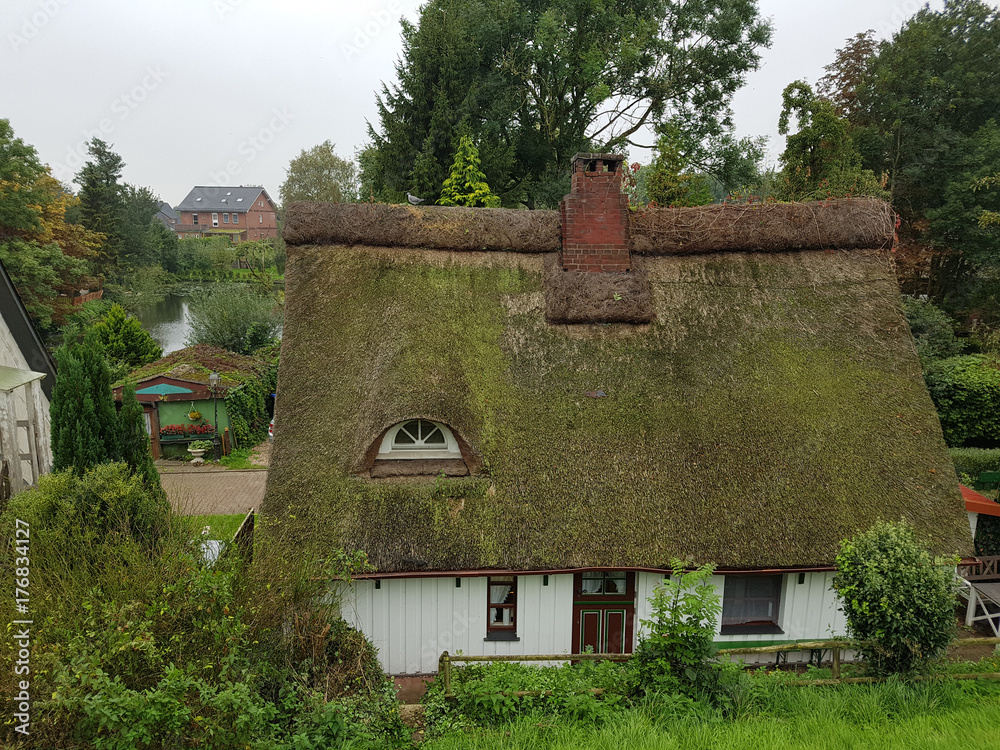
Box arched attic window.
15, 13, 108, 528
371, 419, 470, 478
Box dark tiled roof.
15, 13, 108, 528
176, 186, 274, 213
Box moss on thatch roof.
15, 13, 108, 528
120, 344, 272, 389
264, 218, 971, 571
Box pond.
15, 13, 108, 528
135, 295, 191, 355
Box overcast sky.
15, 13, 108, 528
2, 0, 989, 206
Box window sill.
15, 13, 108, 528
484, 632, 520, 642
720, 623, 784, 636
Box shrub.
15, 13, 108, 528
901, 296, 965, 365
629, 559, 726, 701
832, 521, 959, 675
93, 302, 163, 380
950, 447, 1000, 479
923, 354, 1000, 446
186, 283, 282, 355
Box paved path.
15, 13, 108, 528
157, 464, 268, 516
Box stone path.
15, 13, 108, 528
157, 463, 268, 516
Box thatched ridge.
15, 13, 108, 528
283, 198, 894, 256
263, 237, 971, 573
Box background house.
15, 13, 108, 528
155, 201, 178, 232
0, 259, 55, 497
113, 344, 275, 459
265, 155, 972, 677
174, 186, 277, 242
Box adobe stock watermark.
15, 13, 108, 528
421, 610, 473, 666
341, 1, 402, 62
874, 0, 927, 38
213, 0, 247, 20
8, 0, 73, 53
50, 66, 168, 183
207, 107, 295, 185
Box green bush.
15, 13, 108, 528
423, 660, 627, 734
186, 283, 282, 355
832, 521, 959, 675
923, 354, 1000, 446
901, 296, 965, 365
629, 559, 728, 701
950, 447, 1000, 478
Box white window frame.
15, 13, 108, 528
378, 419, 462, 460
212, 212, 219, 227
223, 213, 229, 223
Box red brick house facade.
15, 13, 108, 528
174, 186, 278, 242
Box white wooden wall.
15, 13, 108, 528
343, 571, 849, 675
0, 318, 51, 487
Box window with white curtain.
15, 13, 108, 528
486, 576, 517, 640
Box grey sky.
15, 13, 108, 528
2, 0, 989, 205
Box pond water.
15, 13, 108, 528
135, 295, 191, 355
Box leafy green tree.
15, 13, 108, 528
833, 521, 959, 675
849, 1, 1000, 305
776, 80, 886, 201
0, 121, 93, 329
365, 0, 772, 208
92, 303, 162, 380
280, 140, 357, 205
437, 135, 501, 207
645, 132, 715, 207
187, 284, 282, 355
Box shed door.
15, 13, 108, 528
571, 571, 635, 654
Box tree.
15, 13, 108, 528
776, 80, 885, 201
92, 303, 162, 380
364, 0, 772, 208
817, 30, 878, 119
645, 131, 715, 207
76, 138, 126, 275
280, 141, 357, 205
437, 135, 501, 207
833, 521, 958, 675
117, 382, 165, 497
901, 295, 965, 365
0, 120, 94, 329
186, 284, 282, 355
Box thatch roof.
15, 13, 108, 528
118, 344, 272, 389
264, 200, 971, 573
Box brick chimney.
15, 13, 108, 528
560, 153, 629, 273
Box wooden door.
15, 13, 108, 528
572, 571, 635, 654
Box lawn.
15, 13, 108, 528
420, 661, 1000, 750
189, 512, 246, 540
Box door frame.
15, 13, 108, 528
571, 571, 636, 654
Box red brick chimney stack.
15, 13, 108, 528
560, 153, 629, 273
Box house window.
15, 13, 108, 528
721, 575, 783, 635
232, 213, 239, 225
212, 213, 219, 227
192, 213, 199, 224
378, 419, 461, 460
223, 213, 229, 223
486, 576, 517, 640
259, 213, 263, 223
580, 571, 628, 595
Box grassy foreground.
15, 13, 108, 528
423, 677, 1000, 750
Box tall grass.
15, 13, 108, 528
423, 679, 1000, 750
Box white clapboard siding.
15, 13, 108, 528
341, 574, 575, 675
344, 571, 848, 675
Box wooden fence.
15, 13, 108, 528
437, 637, 1000, 697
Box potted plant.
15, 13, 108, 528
188, 440, 214, 458
188, 402, 202, 421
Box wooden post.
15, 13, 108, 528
832, 647, 841, 679
0, 392, 23, 492
440, 651, 453, 698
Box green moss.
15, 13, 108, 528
264, 246, 970, 571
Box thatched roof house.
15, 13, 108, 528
265, 154, 971, 674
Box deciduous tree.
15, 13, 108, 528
280, 141, 357, 205
365, 0, 772, 208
